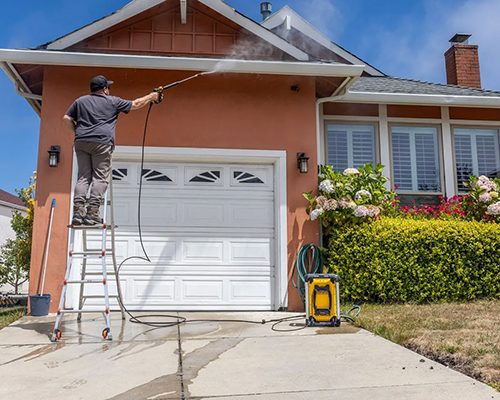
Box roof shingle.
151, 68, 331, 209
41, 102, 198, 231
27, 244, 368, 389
350, 76, 500, 97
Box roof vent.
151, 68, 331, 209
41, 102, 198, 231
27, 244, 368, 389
260, 2, 272, 21
449, 33, 472, 44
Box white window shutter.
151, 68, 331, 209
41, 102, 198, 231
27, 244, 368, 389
326, 124, 375, 172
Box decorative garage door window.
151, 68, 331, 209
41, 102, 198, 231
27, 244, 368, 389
233, 171, 264, 184
142, 168, 172, 182
189, 170, 221, 183
112, 168, 128, 182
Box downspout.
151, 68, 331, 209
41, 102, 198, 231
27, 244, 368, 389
314, 75, 359, 249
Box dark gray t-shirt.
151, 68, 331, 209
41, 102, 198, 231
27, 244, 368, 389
65, 94, 132, 145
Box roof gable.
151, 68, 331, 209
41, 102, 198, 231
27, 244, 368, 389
262, 6, 383, 76
44, 0, 309, 61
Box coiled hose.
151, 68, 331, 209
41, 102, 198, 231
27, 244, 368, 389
291, 243, 323, 305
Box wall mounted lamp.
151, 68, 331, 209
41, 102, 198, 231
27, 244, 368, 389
297, 152, 309, 174
48, 145, 61, 167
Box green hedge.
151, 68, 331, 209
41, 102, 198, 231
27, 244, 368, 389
327, 218, 500, 303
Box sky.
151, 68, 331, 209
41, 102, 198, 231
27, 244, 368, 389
1, 0, 500, 194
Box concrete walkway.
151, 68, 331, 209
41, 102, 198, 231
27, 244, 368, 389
0, 312, 498, 400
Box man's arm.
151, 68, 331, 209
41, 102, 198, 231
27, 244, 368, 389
63, 115, 76, 133
131, 92, 159, 110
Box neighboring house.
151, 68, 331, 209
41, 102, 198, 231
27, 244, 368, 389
0, 189, 28, 294
0, 0, 499, 312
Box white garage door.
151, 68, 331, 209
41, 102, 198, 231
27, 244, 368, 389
81, 161, 275, 310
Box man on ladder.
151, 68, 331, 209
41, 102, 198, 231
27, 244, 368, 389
63, 75, 159, 225
51, 76, 159, 342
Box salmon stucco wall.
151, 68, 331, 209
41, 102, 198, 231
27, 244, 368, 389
30, 66, 321, 312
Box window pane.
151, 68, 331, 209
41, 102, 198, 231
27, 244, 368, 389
352, 130, 375, 168
326, 124, 375, 172
327, 129, 348, 171
415, 132, 440, 191
391, 131, 413, 190
454, 128, 500, 191
391, 126, 440, 192
454, 134, 473, 190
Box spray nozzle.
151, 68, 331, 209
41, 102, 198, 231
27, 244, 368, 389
152, 71, 215, 104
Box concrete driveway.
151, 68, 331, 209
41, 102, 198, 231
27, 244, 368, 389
0, 312, 498, 400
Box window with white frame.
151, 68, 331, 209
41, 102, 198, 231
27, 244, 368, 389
453, 128, 500, 191
391, 126, 441, 192
326, 123, 375, 171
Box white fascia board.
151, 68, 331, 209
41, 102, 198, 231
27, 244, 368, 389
198, 0, 309, 61
47, 0, 165, 50
0, 200, 26, 212
345, 91, 500, 108
0, 49, 364, 77
262, 6, 384, 76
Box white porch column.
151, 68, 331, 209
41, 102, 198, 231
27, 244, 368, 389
378, 104, 391, 188
441, 106, 456, 198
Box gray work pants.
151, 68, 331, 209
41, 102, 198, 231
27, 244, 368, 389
73, 141, 113, 207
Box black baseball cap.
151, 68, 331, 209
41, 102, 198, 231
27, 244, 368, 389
90, 75, 114, 92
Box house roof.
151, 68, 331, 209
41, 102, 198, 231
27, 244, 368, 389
340, 76, 500, 107
0, 189, 24, 209
350, 76, 500, 97
261, 6, 384, 77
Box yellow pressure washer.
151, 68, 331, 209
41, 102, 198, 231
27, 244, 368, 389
305, 273, 341, 327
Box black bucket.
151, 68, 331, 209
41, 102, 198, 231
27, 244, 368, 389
30, 294, 51, 316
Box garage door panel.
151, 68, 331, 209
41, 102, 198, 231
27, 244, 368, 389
134, 279, 175, 301
183, 240, 224, 262
182, 280, 224, 301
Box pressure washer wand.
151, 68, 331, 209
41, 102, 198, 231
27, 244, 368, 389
153, 71, 215, 103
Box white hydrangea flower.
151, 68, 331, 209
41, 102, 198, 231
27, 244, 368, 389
355, 189, 372, 201
486, 201, 500, 216
338, 198, 356, 209
477, 175, 497, 191
343, 168, 360, 176
319, 179, 334, 193
310, 208, 324, 221
324, 199, 338, 211
354, 205, 370, 217
316, 196, 327, 208
479, 192, 493, 203
366, 205, 381, 217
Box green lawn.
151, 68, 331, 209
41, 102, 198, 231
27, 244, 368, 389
353, 300, 500, 391
0, 307, 25, 330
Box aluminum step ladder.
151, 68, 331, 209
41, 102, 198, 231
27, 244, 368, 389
50, 180, 125, 342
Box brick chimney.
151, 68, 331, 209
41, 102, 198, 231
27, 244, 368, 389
444, 33, 481, 88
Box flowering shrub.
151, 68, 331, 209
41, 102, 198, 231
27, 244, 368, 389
461, 175, 500, 222
304, 164, 397, 234
400, 195, 466, 220
399, 175, 500, 223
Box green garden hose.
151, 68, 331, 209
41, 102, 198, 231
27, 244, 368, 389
291, 243, 323, 305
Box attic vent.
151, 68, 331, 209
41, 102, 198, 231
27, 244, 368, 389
260, 2, 272, 21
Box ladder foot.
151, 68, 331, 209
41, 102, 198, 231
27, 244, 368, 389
50, 329, 62, 342
102, 328, 112, 341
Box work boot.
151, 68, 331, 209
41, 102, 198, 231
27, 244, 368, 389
71, 203, 86, 226
83, 205, 102, 226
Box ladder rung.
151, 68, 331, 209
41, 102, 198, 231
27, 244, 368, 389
82, 295, 119, 299
68, 224, 117, 230
72, 250, 113, 255
59, 309, 108, 314
67, 279, 105, 284
83, 271, 114, 276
